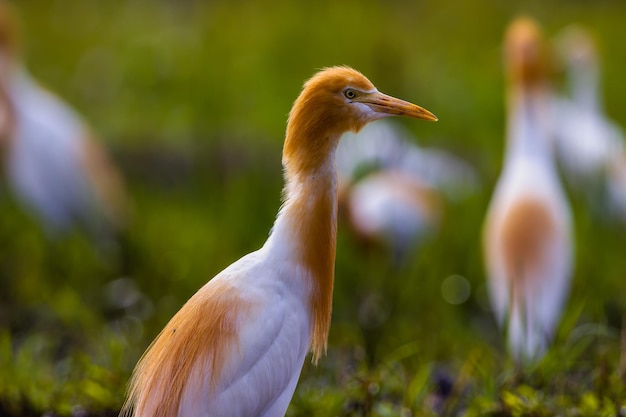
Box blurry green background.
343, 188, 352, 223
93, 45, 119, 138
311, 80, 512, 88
1, 0, 625, 415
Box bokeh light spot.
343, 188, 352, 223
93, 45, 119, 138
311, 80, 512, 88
441, 274, 471, 305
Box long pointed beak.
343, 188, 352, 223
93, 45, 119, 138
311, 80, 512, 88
360, 91, 438, 122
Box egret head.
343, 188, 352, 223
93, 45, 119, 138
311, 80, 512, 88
504, 17, 549, 86
284, 66, 436, 173
291, 66, 436, 133
555, 25, 599, 75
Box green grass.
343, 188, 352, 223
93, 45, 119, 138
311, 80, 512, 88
1, 0, 626, 415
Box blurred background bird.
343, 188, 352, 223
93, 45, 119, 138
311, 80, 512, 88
0, 2, 128, 250
551, 25, 626, 223
122, 67, 437, 417
483, 17, 573, 363
337, 120, 479, 266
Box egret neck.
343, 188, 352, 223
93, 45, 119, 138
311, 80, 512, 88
266, 127, 342, 363
505, 83, 555, 168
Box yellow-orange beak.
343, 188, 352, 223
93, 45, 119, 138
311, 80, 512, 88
359, 91, 438, 122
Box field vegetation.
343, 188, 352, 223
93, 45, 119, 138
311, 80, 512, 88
1, 0, 625, 415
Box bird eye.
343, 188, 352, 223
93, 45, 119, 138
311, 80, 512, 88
343, 88, 357, 100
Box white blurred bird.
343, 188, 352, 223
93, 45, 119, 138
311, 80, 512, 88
0, 3, 127, 242
552, 25, 626, 220
483, 18, 573, 363
337, 119, 478, 263
342, 169, 442, 264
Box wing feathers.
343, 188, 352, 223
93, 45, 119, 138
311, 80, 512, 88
123, 279, 250, 417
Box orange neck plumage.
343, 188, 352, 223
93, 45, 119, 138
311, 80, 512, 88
280, 124, 340, 363
277, 68, 375, 361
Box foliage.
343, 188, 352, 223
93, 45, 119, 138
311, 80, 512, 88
1, 0, 625, 415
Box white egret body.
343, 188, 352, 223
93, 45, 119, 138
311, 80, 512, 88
483, 18, 573, 362
123, 66, 437, 417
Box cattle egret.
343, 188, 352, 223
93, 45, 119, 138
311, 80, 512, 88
0, 3, 127, 241
552, 26, 626, 220
122, 66, 437, 417
337, 120, 478, 264
483, 18, 573, 363
341, 169, 441, 264
552, 26, 624, 180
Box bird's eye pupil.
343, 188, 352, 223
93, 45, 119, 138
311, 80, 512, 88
344, 89, 356, 99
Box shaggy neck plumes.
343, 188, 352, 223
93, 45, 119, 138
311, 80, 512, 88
270, 103, 347, 363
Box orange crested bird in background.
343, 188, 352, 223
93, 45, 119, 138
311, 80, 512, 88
483, 18, 573, 363
0, 2, 128, 243
121, 66, 437, 417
